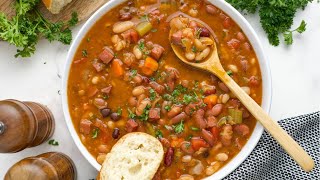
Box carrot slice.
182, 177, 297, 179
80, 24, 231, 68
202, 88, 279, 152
170, 137, 184, 148
191, 137, 209, 151
141, 66, 154, 76
203, 94, 218, 109
111, 59, 124, 77
144, 56, 159, 71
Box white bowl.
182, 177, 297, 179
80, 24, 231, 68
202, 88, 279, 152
62, 0, 272, 179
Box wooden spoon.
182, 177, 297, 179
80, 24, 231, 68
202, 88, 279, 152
169, 19, 315, 172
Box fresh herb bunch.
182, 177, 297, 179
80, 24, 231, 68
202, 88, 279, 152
0, 0, 78, 57
226, 0, 312, 46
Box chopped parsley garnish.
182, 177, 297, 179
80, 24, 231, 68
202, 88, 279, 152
130, 69, 138, 77
149, 88, 157, 100
173, 121, 184, 134
138, 104, 151, 121
138, 41, 145, 51
116, 107, 122, 116
102, 94, 109, 100
140, 14, 149, 22
191, 126, 200, 131
48, 139, 59, 146
226, 70, 233, 76
128, 108, 136, 119
164, 105, 171, 111
187, 134, 193, 140
155, 130, 163, 138
172, 89, 181, 97
182, 94, 197, 104
82, 49, 88, 57
92, 129, 99, 139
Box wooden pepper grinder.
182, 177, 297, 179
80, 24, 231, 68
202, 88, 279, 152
4, 152, 77, 180
0, 99, 55, 153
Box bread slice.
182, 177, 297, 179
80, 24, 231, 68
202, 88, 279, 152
99, 132, 164, 180
42, 0, 72, 14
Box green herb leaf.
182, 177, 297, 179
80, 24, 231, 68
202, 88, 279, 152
296, 20, 306, 33
155, 130, 163, 138
226, 70, 233, 76
164, 105, 171, 111
116, 107, 123, 116
149, 88, 157, 101
48, 139, 59, 146
191, 126, 200, 131
92, 129, 99, 139
191, 46, 197, 53
283, 32, 293, 45
138, 104, 151, 121
82, 49, 88, 57
68, 12, 79, 27
128, 108, 136, 119
173, 121, 184, 134
130, 69, 138, 77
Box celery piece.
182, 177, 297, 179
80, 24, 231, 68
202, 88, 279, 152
136, 21, 153, 37
228, 108, 243, 124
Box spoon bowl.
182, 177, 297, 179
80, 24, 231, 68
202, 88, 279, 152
169, 16, 315, 172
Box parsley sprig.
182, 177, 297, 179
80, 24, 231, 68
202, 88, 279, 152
0, 0, 78, 57
226, 0, 311, 46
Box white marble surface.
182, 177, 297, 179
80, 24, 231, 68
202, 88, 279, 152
0, 2, 319, 179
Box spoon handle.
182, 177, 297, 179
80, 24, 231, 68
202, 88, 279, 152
221, 74, 314, 172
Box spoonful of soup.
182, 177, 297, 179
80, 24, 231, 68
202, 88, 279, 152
169, 15, 314, 172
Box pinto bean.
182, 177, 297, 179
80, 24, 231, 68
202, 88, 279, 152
218, 82, 230, 92
207, 116, 217, 127
249, 76, 259, 86
128, 96, 137, 106
93, 98, 108, 109
160, 138, 171, 148
167, 106, 182, 118
180, 141, 195, 154
164, 147, 174, 166
220, 124, 233, 146
132, 86, 145, 96
194, 109, 207, 129
123, 52, 136, 66
150, 81, 165, 94
185, 103, 197, 116
233, 124, 250, 136
170, 112, 188, 124
211, 104, 223, 116
206, 5, 219, 15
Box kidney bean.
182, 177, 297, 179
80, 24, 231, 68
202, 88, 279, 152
112, 128, 120, 139
211, 104, 223, 116
167, 106, 182, 118
243, 42, 251, 51
236, 32, 246, 42
207, 116, 217, 127
170, 112, 188, 124
180, 141, 195, 154
100, 108, 111, 118
218, 82, 230, 92
241, 60, 249, 72
194, 109, 207, 129
164, 147, 174, 166
200, 27, 210, 37
222, 17, 232, 29
110, 112, 121, 121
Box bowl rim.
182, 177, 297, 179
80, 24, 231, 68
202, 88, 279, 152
62, 0, 272, 179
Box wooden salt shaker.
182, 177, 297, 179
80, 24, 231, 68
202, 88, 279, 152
0, 99, 55, 153
4, 152, 76, 180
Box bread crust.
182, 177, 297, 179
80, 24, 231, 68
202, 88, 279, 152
99, 132, 164, 180
42, 0, 72, 14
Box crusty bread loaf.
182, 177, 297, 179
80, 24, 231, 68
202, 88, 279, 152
42, 0, 72, 14
99, 132, 164, 180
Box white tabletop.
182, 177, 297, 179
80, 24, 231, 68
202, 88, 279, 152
0, 2, 319, 179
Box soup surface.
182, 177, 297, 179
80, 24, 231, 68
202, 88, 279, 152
68, 0, 262, 179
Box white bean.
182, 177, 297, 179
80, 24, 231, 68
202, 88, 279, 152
195, 47, 210, 61
115, 40, 126, 51
228, 64, 238, 73
178, 174, 194, 180
182, 155, 192, 163
205, 162, 221, 176
194, 39, 206, 51
111, 35, 121, 44
188, 8, 198, 17
219, 94, 230, 104
112, 21, 134, 33
200, 37, 214, 45
133, 45, 143, 59
107, 121, 115, 129
215, 153, 228, 162
185, 52, 195, 61
91, 76, 99, 84
241, 86, 251, 95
